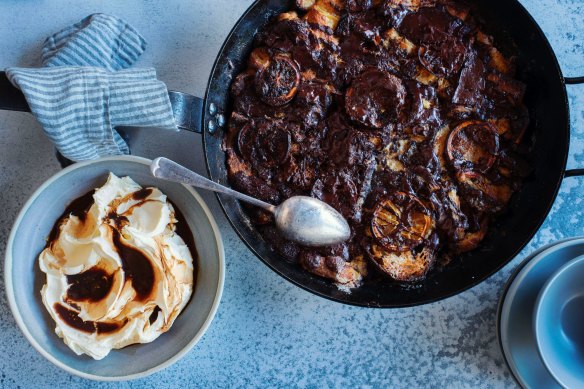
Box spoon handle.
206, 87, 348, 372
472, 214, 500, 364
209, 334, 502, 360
150, 157, 276, 213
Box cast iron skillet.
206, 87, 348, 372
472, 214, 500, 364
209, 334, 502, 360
1, 0, 583, 307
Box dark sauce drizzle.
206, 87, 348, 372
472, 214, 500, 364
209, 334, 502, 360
66, 268, 114, 302
47, 190, 95, 245
54, 303, 123, 334
111, 229, 155, 300
149, 306, 161, 325
170, 200, 199, 283
131, 188, 153, 201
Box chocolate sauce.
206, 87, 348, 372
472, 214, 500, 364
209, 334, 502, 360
107, 211, 129, 230
54, 303, 122, 334
111, 229, 155, 299
398, 8, 463, 46
47, 190, 95, 244
149, 306, 161, 325
64, 190, 95, 220
54, 303, 94, 333
131, 188, 153, 201
66, 267, 114, 302
95, 321, 122, 334
170, 200, 199, 284
345, 69, 407, 128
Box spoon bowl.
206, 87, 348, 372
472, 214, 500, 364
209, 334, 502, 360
274, 196, 351, 247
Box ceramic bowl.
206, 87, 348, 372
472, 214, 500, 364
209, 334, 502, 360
535, 254, 584, 388
497, 237, 584, 388
4, 156, 225, 381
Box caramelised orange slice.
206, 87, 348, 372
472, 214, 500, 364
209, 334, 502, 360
345, 69, 407, 129
371, 192, 433, 252
237, 121, 292, 168
447, 120, 499, 172
254, 54, 301, 106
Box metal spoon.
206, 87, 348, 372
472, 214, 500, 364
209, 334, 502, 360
150, 157, 350, 247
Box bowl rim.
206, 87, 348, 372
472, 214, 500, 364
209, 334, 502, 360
4, 155, 225, 381
533, 253, 584, 388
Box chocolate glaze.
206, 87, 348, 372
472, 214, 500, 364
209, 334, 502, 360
54, 303, 123, 334
169, 200, 199, 285
47, 190, 94, 244
345, 69, 407, 128
149, 306, 161, 325
111, 229, 155, 299
107, 211, 129, 231
131, 188, 153, 201
66, 267, 114, 302
225, 1, 528, 286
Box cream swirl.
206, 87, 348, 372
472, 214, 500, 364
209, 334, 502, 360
39, 173, 195, 360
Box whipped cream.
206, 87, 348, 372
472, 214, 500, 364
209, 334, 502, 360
39, 173, 195, 360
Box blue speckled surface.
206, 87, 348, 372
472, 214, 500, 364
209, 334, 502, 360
0, 1, 582, 387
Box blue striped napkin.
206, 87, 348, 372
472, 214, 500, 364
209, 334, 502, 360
5, 14, 177, 161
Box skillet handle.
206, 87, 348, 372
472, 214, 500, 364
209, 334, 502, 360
167, 91, 203, 133
565, 77, 584, 85
0, 71, 204, 133
563, 76, 584, 177
564, 169, 584, 178
0, 71, 29, 112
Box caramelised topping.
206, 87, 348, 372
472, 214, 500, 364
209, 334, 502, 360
225, 0, 529, 288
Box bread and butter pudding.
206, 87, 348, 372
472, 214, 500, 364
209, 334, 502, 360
224, 0, 530, 288
39, 173, 196, 360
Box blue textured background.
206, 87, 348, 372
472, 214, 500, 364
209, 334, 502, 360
0, 1, 582, 387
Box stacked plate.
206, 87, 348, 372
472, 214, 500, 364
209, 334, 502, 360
498, 238, 584, 388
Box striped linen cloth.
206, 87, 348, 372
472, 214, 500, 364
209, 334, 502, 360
5, 14, 177, 161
